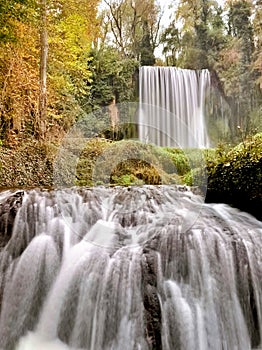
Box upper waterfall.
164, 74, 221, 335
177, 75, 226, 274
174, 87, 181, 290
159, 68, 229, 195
138, 66, 210, 148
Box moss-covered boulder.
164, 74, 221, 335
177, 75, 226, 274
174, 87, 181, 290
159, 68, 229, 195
206, 133, 262, 220
76, 139, 182, 186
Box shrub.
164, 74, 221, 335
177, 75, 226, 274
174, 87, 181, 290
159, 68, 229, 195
206, 133, 262, 219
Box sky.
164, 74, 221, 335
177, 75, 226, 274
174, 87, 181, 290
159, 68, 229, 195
156, 0, 178, 58
158, 0, 175, 30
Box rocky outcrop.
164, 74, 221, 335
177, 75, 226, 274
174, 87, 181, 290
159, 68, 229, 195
141, 247, 162, 350
0, 191, 24, 249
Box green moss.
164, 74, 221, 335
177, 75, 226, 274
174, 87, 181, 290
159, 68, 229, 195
162, 148, 190, 175
75, 139, 188, 186
75, 138, 112, 186
206, 133, 262, 219
111, 174, 144, 186
207, 133, 262, 192
3, 132, 258, 207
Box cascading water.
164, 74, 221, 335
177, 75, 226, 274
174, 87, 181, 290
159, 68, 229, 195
0, 186, 261, 350
139, 66, 210, 148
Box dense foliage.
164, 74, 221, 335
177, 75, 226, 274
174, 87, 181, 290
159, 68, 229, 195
75, 139, 180, 187
206, 133, 262, 219
0, 0, 100, 144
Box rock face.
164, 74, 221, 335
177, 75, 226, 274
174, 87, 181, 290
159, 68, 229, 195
0, 191, 24, 249
205, 189, 262, 221
142, 248, 162, 350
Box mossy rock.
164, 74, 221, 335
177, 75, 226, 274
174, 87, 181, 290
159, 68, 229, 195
206, 133, 262, 220
76, 139, 183, 186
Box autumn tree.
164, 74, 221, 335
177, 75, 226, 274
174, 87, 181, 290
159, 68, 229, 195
46, 0, 100, 130
0, 4, 39, 144
0, 0, 100, 144
0, 0, 33, 43
38, 0, 48, 139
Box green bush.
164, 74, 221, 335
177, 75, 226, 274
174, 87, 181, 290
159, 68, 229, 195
163, 148, 190, 175
75, 139, 182, 186
206, 133, 262, 219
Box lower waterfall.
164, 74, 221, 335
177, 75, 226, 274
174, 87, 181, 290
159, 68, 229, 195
0, 186, 261, 350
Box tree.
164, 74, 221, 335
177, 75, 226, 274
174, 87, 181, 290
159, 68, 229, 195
161, 0, 225, 69
0, 0, 100, 144
253, 0, 262, 89
140, 20, 155, 66
0, 22, 39, 142
38, 0, 48, 139
47, 0, 99, 121
221, 0, 257, 132
160, 22, 180, 66
0, 0, 33, 43
102, 0, 161, 63
86, 46, 138, 110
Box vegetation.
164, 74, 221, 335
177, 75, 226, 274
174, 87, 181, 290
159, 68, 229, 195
0, 0, 100, 143
0, 137, 56, 187
0, 131, 260, 221
206, 132, 262, 219
75, 139, 181, 186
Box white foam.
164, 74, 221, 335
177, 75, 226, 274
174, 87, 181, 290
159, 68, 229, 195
15, 332, 71, 350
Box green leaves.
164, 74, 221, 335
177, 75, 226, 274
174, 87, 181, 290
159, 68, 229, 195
0, 0, 33, 43
85, 46, 138, 111
207, 133, 262, 199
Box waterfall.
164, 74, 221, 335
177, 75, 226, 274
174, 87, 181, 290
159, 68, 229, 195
139, 66, 210, 148
0, 187, 261, 350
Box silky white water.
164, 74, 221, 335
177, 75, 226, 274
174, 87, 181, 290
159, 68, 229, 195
0, 186, 261, 350
139, 66, 210, 148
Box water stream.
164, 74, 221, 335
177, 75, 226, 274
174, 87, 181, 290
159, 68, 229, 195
0, 186, 261, 349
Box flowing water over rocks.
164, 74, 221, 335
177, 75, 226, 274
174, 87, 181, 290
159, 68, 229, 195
139, 67, 210, 148
0, 186, 261, 350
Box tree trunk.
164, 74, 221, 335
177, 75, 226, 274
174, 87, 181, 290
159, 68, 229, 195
38, 0, 48, 140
